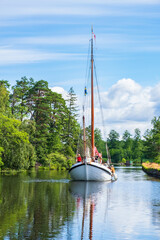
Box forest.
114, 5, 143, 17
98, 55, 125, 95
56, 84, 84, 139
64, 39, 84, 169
0, 77, 160, 170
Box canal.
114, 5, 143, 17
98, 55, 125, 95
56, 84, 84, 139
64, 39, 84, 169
0, 167, 160, 239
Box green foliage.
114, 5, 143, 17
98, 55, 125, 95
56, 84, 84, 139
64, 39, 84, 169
0, 171, 75, 239
0, 147, 4, 168
4, 76, 160, 170
94, 128, 104, 153
143, 117, 160, 163
0, 81, 10, 116
67, 159, 74, 168
45, 152, 75, 170
108, 130, 120, 149
64, 145, 75, 157
107, 130, 121, 163
154, 154, 160, 164
63, 87, 79, 152
45, 152, 66, 169
0, 114, 36, 169
10, 77, 34, 121
107, 129, 144, 164
0, 77, 81, 169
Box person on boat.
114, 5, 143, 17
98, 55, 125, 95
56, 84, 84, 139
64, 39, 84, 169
99, 153, 102, 164
95, 154, 99, 163
77, 154, 82, 162
111, 165, 115, 175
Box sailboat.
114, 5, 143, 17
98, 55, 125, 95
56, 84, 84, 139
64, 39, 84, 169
69, 28, 117, 181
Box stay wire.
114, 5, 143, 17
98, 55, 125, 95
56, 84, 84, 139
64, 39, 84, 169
94, 61, 111, 164
84, 41, 91, 87
83, 41, 91, 109
76, 41, 91, 158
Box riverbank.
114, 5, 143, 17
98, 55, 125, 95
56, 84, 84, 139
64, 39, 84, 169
142, 162, 160, 178
0, 167, 66, 175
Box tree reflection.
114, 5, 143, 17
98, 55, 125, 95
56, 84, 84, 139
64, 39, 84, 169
0, 171, 75, 239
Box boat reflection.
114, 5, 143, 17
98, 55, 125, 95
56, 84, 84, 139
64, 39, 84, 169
69, 181, 111, 240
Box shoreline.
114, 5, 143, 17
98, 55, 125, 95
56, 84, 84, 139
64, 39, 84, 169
142, 162, 160, 178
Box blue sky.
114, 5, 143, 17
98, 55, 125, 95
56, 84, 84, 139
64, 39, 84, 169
1, 0, 160, 137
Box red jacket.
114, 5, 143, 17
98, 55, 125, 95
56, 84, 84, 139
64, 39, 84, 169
77, 156, 82, 162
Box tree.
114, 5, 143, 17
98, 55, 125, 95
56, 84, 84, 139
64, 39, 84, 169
122, 130, 133, 160
132, 128, 143, 163
0, 81, 10, 116
107, 130, 120, 149
107, 130, 121, 162
0, 114, 36, 169
10, 77, 34, 121
47, 91, 67, 153
63, 87, 79, 155
0, 147, 4, 169
94, 128, 105, 154
27, 80, 51, 162
144, 117, 160, 163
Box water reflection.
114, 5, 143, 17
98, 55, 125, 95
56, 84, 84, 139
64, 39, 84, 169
151, 181, 160, 229
69, 181, 111, 240
0, 171, 74, 240
0, 169, 160, 240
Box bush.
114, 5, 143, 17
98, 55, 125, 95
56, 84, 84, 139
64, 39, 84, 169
44, 152, 74, 170
155, 154, 160, 164
0, 147, 4, 169
67, 159, 73, 169
122, 158, 126, 164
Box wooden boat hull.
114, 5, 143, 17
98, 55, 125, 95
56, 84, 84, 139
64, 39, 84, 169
69, 162, 112, 181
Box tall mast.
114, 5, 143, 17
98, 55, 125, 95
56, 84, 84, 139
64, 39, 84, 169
91, 26, 94, 158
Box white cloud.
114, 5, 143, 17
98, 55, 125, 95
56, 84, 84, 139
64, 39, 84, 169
0, 0, 159, 20
150, 83, 160, 115
100, 79, 155, 122
0, 47, 85, 65
49, 79, 160, 138
50, 87, 68, 100
9, 33, 128, 48
76, 78, 158, 137
5, 33, 160, 55
0, 1, 106, 18
12, 35, 89, 46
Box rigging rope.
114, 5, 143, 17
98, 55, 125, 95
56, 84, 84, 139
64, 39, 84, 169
76, 40, 91, 159
94, 61, 111, 164
77, 38, 112, 164
83, 40, 91, 129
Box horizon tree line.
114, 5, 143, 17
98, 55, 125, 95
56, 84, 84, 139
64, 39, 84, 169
0, 76, 160, 170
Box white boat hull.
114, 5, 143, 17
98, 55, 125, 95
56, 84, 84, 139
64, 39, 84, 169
69, 162, 112, 181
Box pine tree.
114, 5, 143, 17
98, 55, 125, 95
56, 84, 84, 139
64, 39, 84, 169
47, 90, 66, 153
27, 80, 51, 162
10, 77, 34, 121
132, 128, 143, 163
107, 130, 121, 163
64, 87, 79, 155
144, 117, 160, 162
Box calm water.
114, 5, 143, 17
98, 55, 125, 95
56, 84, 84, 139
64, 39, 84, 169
0, 167, 160, 240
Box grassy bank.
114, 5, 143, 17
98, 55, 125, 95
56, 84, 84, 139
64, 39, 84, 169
142, 162, 160, 178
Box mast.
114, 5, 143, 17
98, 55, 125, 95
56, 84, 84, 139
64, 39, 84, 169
91, 26, 94, 158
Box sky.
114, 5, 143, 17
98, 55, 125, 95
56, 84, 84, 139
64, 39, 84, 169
1, 0, 160, 138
